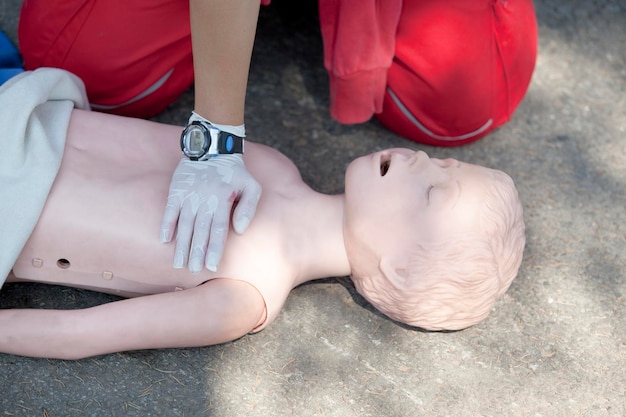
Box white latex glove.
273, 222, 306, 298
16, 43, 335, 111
160, 154, 261, 273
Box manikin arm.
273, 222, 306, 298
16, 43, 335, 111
0, 279, 265, 360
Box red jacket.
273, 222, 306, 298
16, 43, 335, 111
263, 0, 402, 124
318, 0, 402, 124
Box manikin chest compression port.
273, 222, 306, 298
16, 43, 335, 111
56, 258, 71, 269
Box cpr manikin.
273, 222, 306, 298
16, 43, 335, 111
0, 70, 526, 360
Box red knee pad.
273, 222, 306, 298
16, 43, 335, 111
18, 0, 194, 118
376, 0, 537, 146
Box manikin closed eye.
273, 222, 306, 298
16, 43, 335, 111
426, 185, 434, 205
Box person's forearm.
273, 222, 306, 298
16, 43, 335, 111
190, 0, 260, 125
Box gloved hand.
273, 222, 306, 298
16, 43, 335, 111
160, 154, 261, 273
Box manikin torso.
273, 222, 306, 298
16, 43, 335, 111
11, 109, 322, 329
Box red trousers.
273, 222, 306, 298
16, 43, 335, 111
18, 0, 537, 146
379, 0, 538, 145
19, 0, 193, 118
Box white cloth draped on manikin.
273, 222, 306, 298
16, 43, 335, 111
0, 68, 89, 285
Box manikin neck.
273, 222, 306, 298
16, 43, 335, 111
283, 190, 351, 287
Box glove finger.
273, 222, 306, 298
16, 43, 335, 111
232, 180, 262, 234
160, 196, 182, 243
189, 207, 214, 274
206, 198, 230, 272
173, 202, 195, 269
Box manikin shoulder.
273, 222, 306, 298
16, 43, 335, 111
245, 142, 305, 192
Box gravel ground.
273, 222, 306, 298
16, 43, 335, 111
1, 1, 624, 416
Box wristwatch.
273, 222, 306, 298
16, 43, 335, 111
180, 120, 244, 161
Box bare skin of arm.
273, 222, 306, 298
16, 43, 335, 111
190, 0, 260, 124
0, 278, 265, 360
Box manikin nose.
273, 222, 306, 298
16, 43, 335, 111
431, 157, 459, 168
406, 151, 458, 175
407, 150, 429, 164
406, 150, 440, 172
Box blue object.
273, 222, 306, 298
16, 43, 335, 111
0, 68, 24, 85
0, 30, 24, 85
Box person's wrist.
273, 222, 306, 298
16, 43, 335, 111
181, 112, 245, 160
189, 111, 246, 137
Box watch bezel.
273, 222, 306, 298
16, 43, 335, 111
180, 121, 211, 161
180, 119, 245, 160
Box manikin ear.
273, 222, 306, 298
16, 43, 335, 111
379, 255, 410, 288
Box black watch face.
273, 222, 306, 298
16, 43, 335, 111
184, 126, 209, 158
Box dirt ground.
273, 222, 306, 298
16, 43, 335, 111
0, 1, 624, 416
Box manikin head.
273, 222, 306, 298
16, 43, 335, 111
343, 149, 525, 331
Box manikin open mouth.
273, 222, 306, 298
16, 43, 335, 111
380, 154, 391, 176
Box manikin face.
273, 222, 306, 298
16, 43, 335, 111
343, 148, 494, 272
